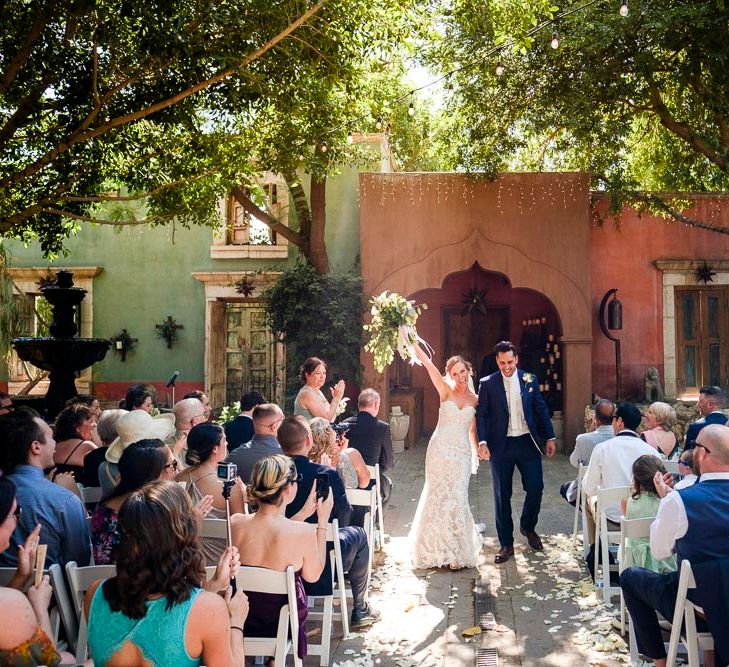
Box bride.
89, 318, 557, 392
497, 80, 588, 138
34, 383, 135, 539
409, 343, 484, 570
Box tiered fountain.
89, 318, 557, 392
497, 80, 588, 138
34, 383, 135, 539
13, 270, 110, 418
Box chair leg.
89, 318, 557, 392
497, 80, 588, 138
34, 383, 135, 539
628, 614, 640, 666
320, 596, 333, 666
684, 604, 700, 667
572, 485, 581, 543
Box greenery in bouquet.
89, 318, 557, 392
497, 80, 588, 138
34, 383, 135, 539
364, 291, 427, 373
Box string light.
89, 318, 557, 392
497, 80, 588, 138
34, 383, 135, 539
320, 141, 328, 153
495, 62, 505, 76
407, 99, 415, 116
619, 0, 629, 16
346, 131, 354, 143
375, 115, 383, 129
550, 32, 560, 49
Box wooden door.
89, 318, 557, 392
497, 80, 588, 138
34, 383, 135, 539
442, 306, 509, 370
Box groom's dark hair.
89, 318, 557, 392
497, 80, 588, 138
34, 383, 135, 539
494, 340, 517, 355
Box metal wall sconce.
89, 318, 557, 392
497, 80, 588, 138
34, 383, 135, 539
155, 316, 184, 349
111, 329, 138, 362
599, 289, 623, 400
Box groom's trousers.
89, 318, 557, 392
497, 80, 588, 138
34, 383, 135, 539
490, 434, 544, 547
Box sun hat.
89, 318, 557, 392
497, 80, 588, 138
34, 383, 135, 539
105, 410, 176, 463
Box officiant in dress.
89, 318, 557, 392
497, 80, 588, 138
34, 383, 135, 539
477, 340, 556, 564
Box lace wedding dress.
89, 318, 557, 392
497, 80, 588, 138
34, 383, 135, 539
409, 400, 484, 569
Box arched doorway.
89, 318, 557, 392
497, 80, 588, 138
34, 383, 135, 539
394, 263, 564, 433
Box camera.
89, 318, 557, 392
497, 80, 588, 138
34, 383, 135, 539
217, 462, 238, 482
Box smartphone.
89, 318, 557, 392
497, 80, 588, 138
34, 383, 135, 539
316, 471, 330, 501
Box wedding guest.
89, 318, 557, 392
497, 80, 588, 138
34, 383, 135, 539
309, 418, 370, 489
98, 410, 175, 494
293, 357, 345, 421
224, 391, 265, 452
0, 477, 65, 666
90, 439, 174, 565
342, 388, 395, 503
81, 408, 127, 488
226, 404, 284, 483
674, 449, 698, 490
176, 423, 247, 565
173, 398, 209, 468
52, 404, 98, 483
231, 455, 333, 661
685, 385, 727, 450
84, 481, 247, 667
123, 384, 154, 413
184, 390, 212, 421
640, 402, 680, 459
0, 408, 90, 568
64, 394, 102, 445
619, 455, 676, 573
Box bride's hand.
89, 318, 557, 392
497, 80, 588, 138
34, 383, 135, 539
477, 443, 490, 461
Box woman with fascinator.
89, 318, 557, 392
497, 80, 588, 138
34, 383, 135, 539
408, 343, 484, 570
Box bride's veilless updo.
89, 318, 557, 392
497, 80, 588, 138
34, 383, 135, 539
445, 355, 472, 375
247, 454, 297, 507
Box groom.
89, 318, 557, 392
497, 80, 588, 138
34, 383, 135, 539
477, 340, 556, 564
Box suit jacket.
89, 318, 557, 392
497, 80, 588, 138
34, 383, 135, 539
226, 434, 282, 483
476, 369, 554, 462
341, 411, 394, 472
224, 414, 254, 452
685, 411, 728, 450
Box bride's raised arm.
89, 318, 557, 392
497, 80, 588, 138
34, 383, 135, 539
414, 343, 451, 402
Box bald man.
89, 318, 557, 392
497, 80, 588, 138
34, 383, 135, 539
621, 424, 729, 667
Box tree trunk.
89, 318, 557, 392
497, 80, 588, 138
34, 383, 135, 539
309, 176, 329, 274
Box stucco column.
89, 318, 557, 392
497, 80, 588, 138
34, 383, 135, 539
561, 335, 593, 452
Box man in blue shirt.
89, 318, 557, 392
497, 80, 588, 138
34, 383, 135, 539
0, 407, 91, 567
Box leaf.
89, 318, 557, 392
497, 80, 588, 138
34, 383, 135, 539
461, 626, 482, 637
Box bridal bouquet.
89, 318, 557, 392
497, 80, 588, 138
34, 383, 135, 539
364, 291, 428, 373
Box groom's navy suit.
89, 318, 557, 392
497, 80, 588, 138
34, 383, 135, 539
477, 370, 555, 547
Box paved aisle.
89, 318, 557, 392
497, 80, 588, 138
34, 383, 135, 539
324, 441, 630, 667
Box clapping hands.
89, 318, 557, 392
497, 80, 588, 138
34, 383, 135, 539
654, 470, 675, 498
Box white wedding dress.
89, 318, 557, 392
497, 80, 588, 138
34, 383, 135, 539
409, 400, 484, 569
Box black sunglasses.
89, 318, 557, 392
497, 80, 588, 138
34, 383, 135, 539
13, 506, 22, 521
289, 473, 303, 486
695, 443, 712, 455
165, 459, 179, 471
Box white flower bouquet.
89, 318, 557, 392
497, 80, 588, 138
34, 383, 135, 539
364, 291, 428, 373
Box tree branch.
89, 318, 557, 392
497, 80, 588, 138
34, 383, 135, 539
283, 171, 312, 238
633, 193, 729, 235
230, 186, 305, 247
0, 1, 325, 192
39, 207, 175, 226
0, 10, 51, 95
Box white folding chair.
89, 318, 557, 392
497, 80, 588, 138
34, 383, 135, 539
366, 464, 385, 550
199, 517, 228, 540
663, 459, 681, 475
77, 484, 103, 506
618, 515, 655, 647
572, 464, 588, 545
236, 565, 302, 667
346, 486, 377, 588
49, 563, 80, 652
595, 485, 631, 604
65, 561, 117, 662
666, 560, 714, 667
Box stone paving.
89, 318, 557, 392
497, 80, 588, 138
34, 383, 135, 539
322, 440, 632, 667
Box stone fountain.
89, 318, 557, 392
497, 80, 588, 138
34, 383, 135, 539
13, 269, 110, 419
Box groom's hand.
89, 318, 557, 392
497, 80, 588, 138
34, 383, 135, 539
545, 439, 556, 458
477, 443, 490, 461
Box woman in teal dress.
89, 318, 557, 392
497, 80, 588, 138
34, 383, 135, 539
620, 455, 677, 573
84, 481, 248, 667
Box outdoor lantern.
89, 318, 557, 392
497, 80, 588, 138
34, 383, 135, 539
599, 289, 623, 400
607, 292, 623, 330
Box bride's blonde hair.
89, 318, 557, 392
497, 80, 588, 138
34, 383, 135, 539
445, 355, 472, 375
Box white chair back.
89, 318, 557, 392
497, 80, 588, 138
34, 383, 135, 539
199, 518, 229, 540
618, 515, 655, 644
663, 459, 681, 475
365, 464, 385, 550
235, 565, 302, 667
345, 486, 377, 590
595, 485, 631, 603
77, 484, 103, 505
572, 464, 588, 545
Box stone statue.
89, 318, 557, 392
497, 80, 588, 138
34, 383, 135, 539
644, 367, 664, 403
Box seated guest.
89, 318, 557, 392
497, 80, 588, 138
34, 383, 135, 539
640, 401, 680, 460
84, 481, 247, 667
582, 401, 660, 546
81, 408, 127, 488
184, 390, 212, 421
560, 398, 615, 506
0, 477, 65, 666
227, 404, 284, 483
293, 357, 345, 421
176, 423, 247, 565
98, 410, 175, 494
52, 404, 98, 484
685, 385, 727, 450
309, 418, 370, 489
0, 408, 90, 568
123, 384, 154, 413
64, 394, 102, 445
224, 391, 265, 452
279, 417, 380, 629
90, 439, 176, 565
173, 398, 210, 467
621, 424, 729, 667
619, 455, 676, 573
231, 455, 333, 661
341, 388, 395, 503
674, 448, 698, 490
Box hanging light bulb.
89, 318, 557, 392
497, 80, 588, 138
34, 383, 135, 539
550, 32, 560, 49
346, 131, 353, 144
495, 62, 505, 76
619, 0, 629, 16
408, 99, 415, 116
320, 141, 328, 153
375, 115, 383, 129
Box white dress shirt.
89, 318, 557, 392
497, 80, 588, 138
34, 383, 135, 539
650, 472, 729, 561
502, 372, 529, 437
582, 431, 660, 522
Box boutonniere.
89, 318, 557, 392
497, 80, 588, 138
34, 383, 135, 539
522, 373, 534, 385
